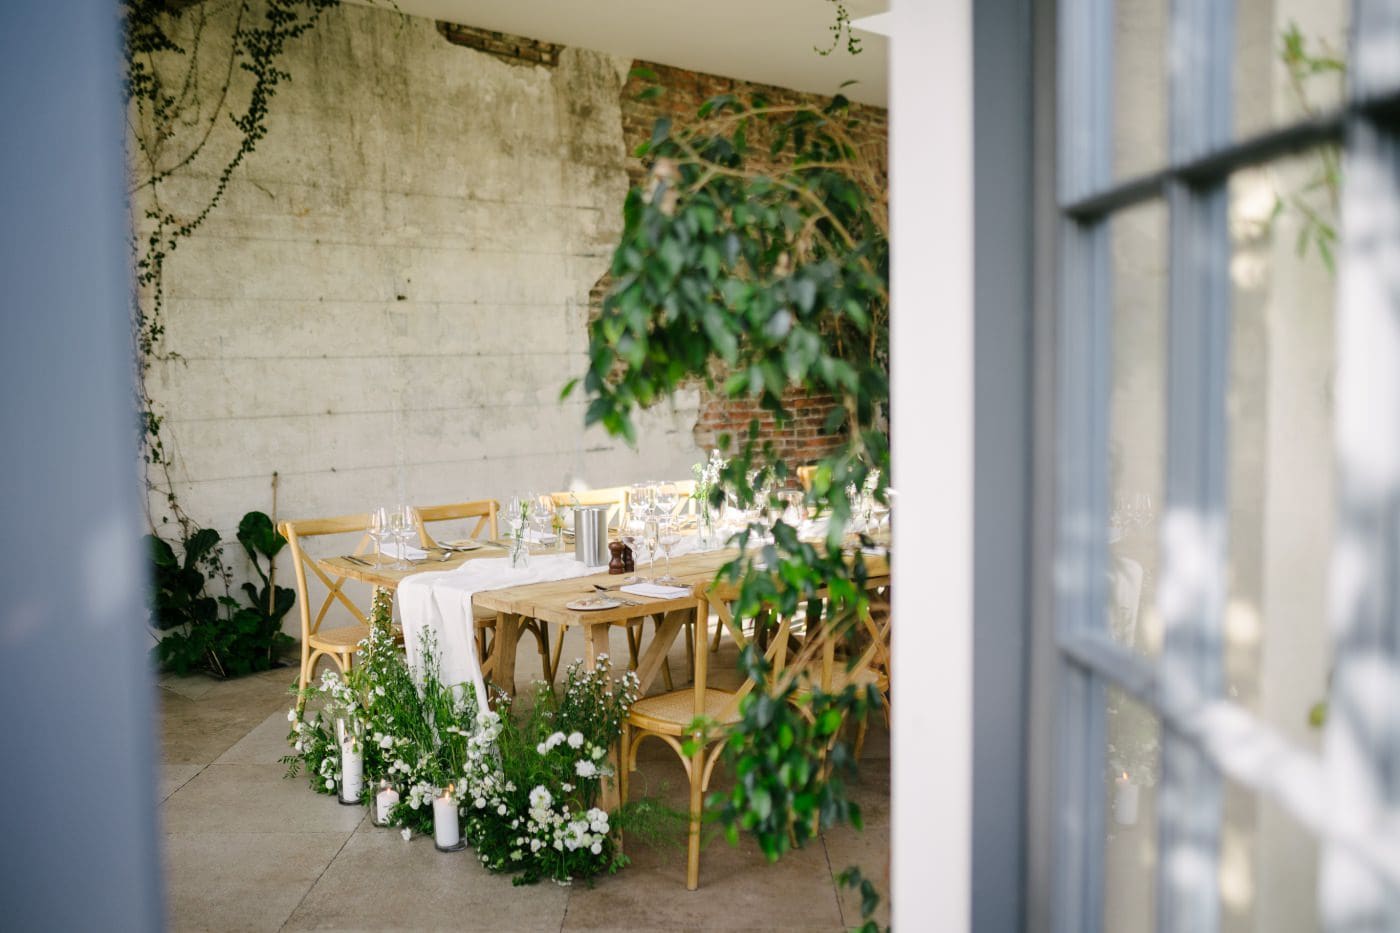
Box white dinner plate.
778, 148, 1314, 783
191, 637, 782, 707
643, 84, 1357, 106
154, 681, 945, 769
564, 597, 623, 611
440, 539, 484, 551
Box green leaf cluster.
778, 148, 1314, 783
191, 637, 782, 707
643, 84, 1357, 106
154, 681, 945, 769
149, 510, 295, 677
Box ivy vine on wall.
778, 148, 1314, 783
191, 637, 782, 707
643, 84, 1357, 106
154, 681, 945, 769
123, 0, 338, 673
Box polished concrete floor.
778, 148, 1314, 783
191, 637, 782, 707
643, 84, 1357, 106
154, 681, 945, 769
158, 623, 891, 931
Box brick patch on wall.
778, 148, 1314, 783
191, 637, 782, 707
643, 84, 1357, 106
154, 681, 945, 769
436, 21, 562, 67
611, 60, 887, 467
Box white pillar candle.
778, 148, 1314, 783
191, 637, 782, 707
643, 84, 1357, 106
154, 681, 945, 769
433, 785, 461, 849
339, 740, 363, 803
1113, 772, 1139, 826
375, 783, 400, 825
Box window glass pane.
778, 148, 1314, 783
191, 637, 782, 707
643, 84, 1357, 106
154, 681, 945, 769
1234, 0, 1351, 141
1226, 152, 1336, 742
1222, 780, 1320, 932
1108, 200, 1168, 656
1104, 684, 1161, 931
1114, 0, 1167, 178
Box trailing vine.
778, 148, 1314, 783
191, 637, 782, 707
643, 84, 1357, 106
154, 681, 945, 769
816, 0, 864, 58
124, 0, 339, 668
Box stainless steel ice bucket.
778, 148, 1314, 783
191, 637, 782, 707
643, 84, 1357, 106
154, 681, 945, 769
573, 505, 609, 567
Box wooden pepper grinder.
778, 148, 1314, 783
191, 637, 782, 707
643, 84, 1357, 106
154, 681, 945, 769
608, 540, 626, 575
622, 544, 635, 573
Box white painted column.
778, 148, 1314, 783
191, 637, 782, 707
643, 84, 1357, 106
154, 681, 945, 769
886, 1, 974, 928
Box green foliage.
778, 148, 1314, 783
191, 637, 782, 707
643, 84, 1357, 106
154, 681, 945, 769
837, 865, 888, 933
577, 87, 890, 876
151, 510, 295, 677
1275, 21, 1345, 273
816, 0, 864, 58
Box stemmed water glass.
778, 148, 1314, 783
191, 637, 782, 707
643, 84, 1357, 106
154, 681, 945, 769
388, 504, 416, 570
655, 517, 682, 585
642, 512, 661, 582
620, 512, 646, 583
367, 506, 389, 565
654, 482, 678, 520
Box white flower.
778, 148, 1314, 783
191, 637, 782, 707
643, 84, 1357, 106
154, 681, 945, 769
535, 742, 549, 755
324, 778, 335, 790
591, 842, 603, 855
567, 732, 584, 749
561, 782, 573, 793
575, 760, 598, 778
497, 804, 508, 816
474, 797, 486, 809
286, 708, 297, 722
401, 828, 412, 841
529, 786, 553, 810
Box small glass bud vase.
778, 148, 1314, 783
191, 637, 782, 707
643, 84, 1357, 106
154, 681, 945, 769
509, 535, 530, 569
698, 501, 715, 550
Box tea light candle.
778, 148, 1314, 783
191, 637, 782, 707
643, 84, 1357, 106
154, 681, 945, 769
339, 738, 363, 804
374, 781, 400, 826
1113, 771, 1139, 826
433, 785, 461, 850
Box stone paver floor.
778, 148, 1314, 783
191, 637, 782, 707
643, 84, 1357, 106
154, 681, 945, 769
158, 624, 890, 931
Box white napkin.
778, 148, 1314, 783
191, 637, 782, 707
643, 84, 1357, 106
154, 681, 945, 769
379, 540, 428, 561
620, 582, 692, 600
396, 554, 595, 710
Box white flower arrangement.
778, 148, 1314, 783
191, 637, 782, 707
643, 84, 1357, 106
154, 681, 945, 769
282, 600, 638, 887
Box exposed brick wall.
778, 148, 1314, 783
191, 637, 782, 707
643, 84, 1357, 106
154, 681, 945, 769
693, 390, 846, 468
614, 61, 887, 467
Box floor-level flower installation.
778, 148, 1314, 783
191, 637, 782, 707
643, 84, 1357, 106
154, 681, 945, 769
283, 590, 640, 885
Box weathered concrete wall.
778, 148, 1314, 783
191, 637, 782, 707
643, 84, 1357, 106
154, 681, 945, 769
136, 4, 699, 572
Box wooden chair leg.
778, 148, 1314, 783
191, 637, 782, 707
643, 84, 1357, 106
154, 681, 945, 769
710, 615, 723, 652
687, 744, 705, 891
683, 620, 695, 684
625, 622, 640, 667
854, 714, 869, 763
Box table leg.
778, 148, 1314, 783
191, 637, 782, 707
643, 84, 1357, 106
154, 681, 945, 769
582, 622, 606, 672
633, 609, 688, 694
495, 612, 522, 696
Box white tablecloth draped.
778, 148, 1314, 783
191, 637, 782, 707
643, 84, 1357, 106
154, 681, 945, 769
396, 554, 595, 710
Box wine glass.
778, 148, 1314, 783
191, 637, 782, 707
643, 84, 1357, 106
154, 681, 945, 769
656, 518, 682, 585
534, 495, 557, 542
504, 495, 524, 539
642, 514, 661, 582
654, 482, 679, 519
629, 482, 653, 524
620, 512, 645, 583
389, 504, 415, 570
367, 506, 389, 565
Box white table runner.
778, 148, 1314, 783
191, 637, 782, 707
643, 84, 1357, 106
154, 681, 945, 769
396, 554, 595, 710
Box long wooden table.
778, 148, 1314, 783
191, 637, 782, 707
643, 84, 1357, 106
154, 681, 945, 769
313, 540, 889, 694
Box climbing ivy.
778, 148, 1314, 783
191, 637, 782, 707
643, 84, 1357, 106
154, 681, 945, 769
124, 0, 339, 668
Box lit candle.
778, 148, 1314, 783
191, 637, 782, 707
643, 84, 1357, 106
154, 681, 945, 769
1113, 771, 1139, 826
374, 781, 400, 826
433, 784, 461, 850
339, 736, 363, 805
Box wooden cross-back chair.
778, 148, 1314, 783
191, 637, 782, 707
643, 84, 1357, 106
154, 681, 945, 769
280, 513, 376, 695
785, 578, 892, 762
620, 580, 795, 890
413, 498, 498, 547
548, 486, 630, 529
412, 498, 555, 686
